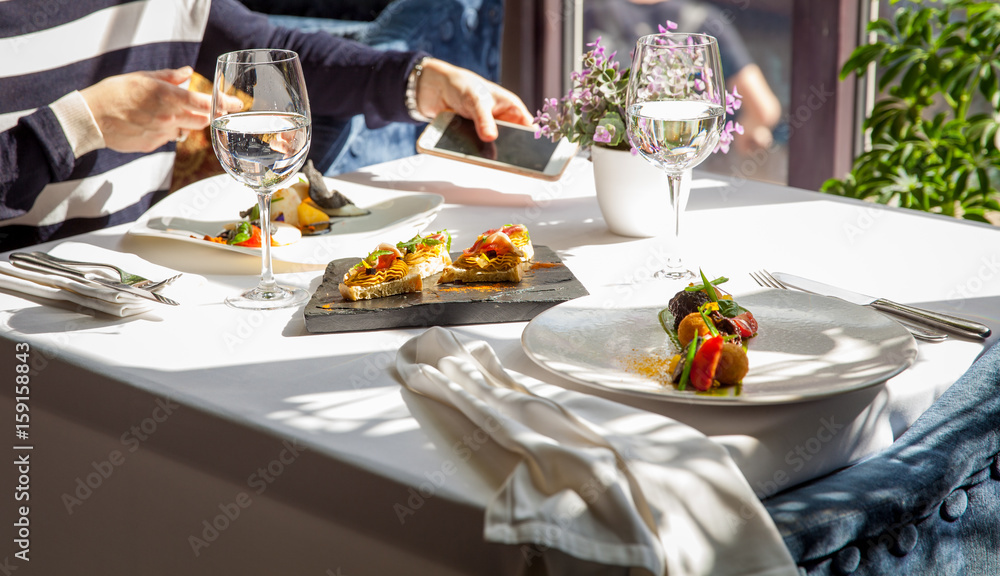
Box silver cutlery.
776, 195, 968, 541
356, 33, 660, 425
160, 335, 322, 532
768, 271, 990, 340
9, 253, 179, 306
24, 251, 183, 291
750, 270, 949, 342
136, 273, 183, 292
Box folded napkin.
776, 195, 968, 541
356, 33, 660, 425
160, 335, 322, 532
0, 242, 200, 317
396, 327, 798, 576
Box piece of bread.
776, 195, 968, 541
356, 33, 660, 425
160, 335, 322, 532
439, 264, 523, 284
338, 243, 423, 301
440, 224, 532, 284
338, 271, 422, 301
398, 230, 453, 278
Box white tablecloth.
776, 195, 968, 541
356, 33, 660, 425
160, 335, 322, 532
1, 154, 997, 574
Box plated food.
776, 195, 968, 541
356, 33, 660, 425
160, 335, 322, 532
338, 242, 423, 301
398, 230, 453, 278
521, 284, 915, 405
440, 224, 533, 283
276, 160, 369, 234
338, 229, 454, 301
201, 208, 302, 248
200, 160, 367, 248
338, 225, 532, 301
659, 271, 758, 392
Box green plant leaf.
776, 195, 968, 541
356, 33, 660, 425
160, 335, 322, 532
841, 43, 885, 79
827, 0, 1000, 223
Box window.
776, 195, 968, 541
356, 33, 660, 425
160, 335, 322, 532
502, 0, 872, 191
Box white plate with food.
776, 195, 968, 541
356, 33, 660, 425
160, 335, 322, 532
129, 173, 444, 265
521, 283, 917, 405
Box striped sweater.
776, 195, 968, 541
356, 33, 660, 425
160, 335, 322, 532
0, 0, 421, 251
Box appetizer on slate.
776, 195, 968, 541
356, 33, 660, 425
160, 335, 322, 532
659, 271, 758, 392
397, 230, 452, 278
339, 243, 422, 301
440, 224, 533, 283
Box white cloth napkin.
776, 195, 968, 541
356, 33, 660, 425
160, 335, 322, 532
0, 242, 200, 317
396, 327, 798, 576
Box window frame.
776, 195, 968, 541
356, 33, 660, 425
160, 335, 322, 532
501, 0, 871, 191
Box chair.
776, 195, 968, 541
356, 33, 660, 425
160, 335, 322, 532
764, 342, 1000, 575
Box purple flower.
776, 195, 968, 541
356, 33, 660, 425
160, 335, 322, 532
533, 18, 744, 153
730, 86, 743, 113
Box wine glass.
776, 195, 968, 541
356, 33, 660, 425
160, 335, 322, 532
211, 49, 312, 309
625, 33, 726, 279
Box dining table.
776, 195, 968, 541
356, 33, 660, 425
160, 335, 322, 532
1, 153, 998, 575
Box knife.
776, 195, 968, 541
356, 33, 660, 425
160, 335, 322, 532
9, 253, 179, 306
771, 271, 990, 339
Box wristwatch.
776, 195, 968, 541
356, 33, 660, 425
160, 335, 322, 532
405, 56, 433, 123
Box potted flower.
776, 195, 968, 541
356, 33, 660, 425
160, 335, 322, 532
534, 22, 744, 237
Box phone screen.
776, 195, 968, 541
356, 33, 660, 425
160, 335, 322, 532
434, 115, 557, 171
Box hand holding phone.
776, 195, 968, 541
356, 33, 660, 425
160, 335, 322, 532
417, 112, 578, 181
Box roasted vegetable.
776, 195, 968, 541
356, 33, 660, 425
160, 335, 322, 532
677, 312, 714, 347
667, 289, 711, 330
659, 269, 756, 391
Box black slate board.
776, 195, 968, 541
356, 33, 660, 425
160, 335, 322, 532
303, 246, 588, 333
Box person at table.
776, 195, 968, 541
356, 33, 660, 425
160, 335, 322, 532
0, 0, 532, 252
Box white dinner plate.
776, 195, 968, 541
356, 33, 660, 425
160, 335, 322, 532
129, 174, 444, 264
521, 285, 918, 405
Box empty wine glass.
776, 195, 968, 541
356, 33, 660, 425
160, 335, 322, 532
211, 49, 311, 309
626, 33, 726, 279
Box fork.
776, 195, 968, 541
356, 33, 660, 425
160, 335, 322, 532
28, 252, 179, 292
750, 270, 948, 342
135, 273, 183, 292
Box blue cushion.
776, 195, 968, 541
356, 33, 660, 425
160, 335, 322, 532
764, 342, 1000, 575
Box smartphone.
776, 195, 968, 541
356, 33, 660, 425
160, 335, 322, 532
416, 112, 578, 180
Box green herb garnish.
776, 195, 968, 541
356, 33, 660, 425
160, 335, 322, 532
717, 299, 749, 318
658, 308, 682, 349
677, 335, 699, 391
685, 275, 728, 293
396, 230, 452, 254
227, 221, 252, 245
694, 269, 749, 319
698, 304, 720, 337
353, 249, 393, 270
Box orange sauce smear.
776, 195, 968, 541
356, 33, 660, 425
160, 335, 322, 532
530, 262, 562, 270
618, 350, 674, 387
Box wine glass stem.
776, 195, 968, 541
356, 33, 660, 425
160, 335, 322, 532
666, 171, 684, 270
256, 191, 277, 291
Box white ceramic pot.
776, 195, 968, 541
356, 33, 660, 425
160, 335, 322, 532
591, 145, 691, 238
